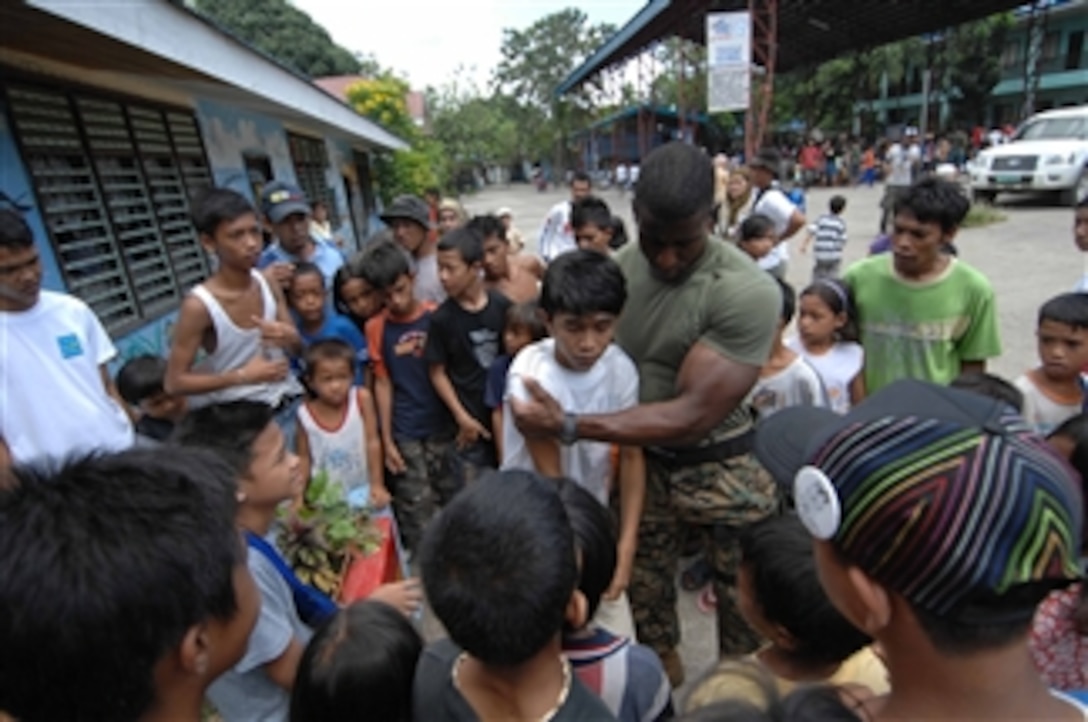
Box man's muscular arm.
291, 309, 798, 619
515, 342, 759, 447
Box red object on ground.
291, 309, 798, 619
338, 516, 401, 603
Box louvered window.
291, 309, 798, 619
288, 132, 337, 226
5, 84, 212, 334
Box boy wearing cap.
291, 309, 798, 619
749, 147, 806, 280
258, 181, 345, 291
382, 195, 445, 304
755, 379, 1087, 720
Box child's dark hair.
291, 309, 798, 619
740, 213, 776, 242
116, 355, 168, 406
419, 469, 577, 666
1039, 292, 1088, 330
466, 214, 507, 243
333, 254, 364, 319
173, 400, 277, 477
303, 339, 356, 380
799, 280, 859, 342
556, 479, 617, 622
506, 300, 547, 341
829, 195, 847, 214
775, 277, 796, 325
572, 170, 592, 186
540, 248, 627, 317
609, 215, 629, 249
292, 260, 325, 287
290, 600, 422, 722
0, 208, 33, 249
0, 448, 242, 722
740, 514, 872, 667
570, 196, 613, 231
1050, 413, 1088, 481
893, 176, 970, 232
436, 226, 484, 265
192, 187, 256, 237
949, 372, 1024, 413
359, 240, 413, 291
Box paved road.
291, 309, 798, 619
457, 181, 1078, 701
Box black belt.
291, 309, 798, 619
644, 428, 754, 468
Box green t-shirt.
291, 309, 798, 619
614, 239, 780, 441
844, 255, 1002, 393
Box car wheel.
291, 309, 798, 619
1060, 168, 1088, 206
972, 189, 997, 205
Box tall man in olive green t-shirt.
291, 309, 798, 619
512, 143, 780, 686
844, 177, 1001, 393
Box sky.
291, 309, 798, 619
292, 0, 641, 89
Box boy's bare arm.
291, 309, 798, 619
429, 363, 490, 446
492, 407, 505, 461
525, 435, 562, 477
269, 283, 302, 355
606, 445, 645, 600
264, 637, 305, 691
165, 296, 287, 395
374, 375, 406, 474
358, 388, 389, 504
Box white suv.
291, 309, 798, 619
969, 105, 1088, 206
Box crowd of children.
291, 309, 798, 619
3, 161, 1088, 722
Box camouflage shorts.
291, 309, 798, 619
629, 451, 780, 659
388, 435, 454, 554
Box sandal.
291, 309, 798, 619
680, 557, 713, 591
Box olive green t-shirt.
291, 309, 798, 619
614, 239, 780, 441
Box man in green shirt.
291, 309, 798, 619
511, 142, 780, 686
844, 177, 1001, 393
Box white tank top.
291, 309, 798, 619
297, 389, 371, 507
188, 270, 301, 408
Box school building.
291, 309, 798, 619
0, 0, 405, 361
861, 0, 1088, 130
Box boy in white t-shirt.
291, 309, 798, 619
0, 209, 133, 467
750, 278, 829, 420
1014, 293, 1088, 435
502, 249, 645, 638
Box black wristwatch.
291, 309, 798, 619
559, 412, 579, 446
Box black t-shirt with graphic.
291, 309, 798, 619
425, 290, 511, 426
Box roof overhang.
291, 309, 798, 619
558, 0, 1033, 96
12, 0, 408, 151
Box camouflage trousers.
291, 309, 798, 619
388, 435, 455, 555
628, 451, 780, 659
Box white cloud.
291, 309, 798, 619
292, 0, 640, 90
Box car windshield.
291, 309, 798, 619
1013, 117, 1088, 141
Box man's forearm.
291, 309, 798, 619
576, 397, 734, 447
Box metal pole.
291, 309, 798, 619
920, 68, 931, 140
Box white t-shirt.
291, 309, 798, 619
786, 338, 863, 414
885, 142, 921, 186
1, 291, 133, 465
752, 185, 797, 270
538, 200, 577, 262
502, 339, 638, 504
749, 355, 828, 419
1014, 373, 1082, 436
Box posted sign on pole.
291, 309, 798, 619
706, 11, 751, 113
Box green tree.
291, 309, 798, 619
946, 14, 1014, 126
192, 0, 362, 77
345, 77, 442, 203
493, 8, 617, 168
428, 72, 520, 188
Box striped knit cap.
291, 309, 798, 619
809, 411, 1082, 623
